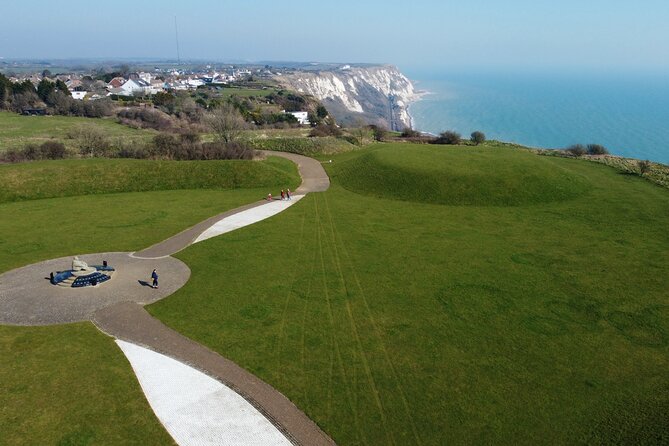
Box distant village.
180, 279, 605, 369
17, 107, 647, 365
5, 65, 275, 100
1, 64, 317, 125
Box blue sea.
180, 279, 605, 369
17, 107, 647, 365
404, 69, 669, 164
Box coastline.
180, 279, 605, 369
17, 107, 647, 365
401, 72, 669, 164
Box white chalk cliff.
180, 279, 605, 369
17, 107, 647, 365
276, 65, 418, 130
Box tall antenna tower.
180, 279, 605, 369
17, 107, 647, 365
174, 16, 181, 64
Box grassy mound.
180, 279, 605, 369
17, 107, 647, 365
332, 144, 591, 206
0, 156, 299, 203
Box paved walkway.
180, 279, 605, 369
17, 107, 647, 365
0, 151, 334, 446
134, 151, 329, 259
96, 303, 333, 446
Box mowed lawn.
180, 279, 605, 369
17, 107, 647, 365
0, 157, 299, 444
149, 144, 669, 445
0, 111, 153, 151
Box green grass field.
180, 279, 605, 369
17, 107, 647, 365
149, 143, 669, 445
0, 111, 153, 151
0, 156, 299, 444
218, 86, 277, 98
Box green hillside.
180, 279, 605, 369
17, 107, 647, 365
150, 143, 669, 445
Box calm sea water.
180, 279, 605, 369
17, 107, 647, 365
405, 70, 669, 164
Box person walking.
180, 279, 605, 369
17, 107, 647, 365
151, 269, 159, 289
267, 193, 272, 201
280, 189, 285, 200
286, 188, 292, 200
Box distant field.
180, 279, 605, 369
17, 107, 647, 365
0, 111, 153, 151
150, 143, 669, 445
218, 86, 277, 98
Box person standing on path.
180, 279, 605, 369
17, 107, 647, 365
151, 269, 159, 289
280, 189, 285, 200
286, 188, 291, 200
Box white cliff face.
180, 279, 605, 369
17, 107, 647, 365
292, 75, 365, 113
277, 65, 418, 130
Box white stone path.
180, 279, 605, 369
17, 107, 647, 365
117, 340, 292, 446
194, 196, 305, 244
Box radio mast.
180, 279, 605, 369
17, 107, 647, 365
174, 16, 181, 64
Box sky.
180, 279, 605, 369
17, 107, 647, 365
1, 0, 668, 73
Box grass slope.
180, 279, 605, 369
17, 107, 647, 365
0, 156, 298, 203
0, 155, 300, 443
0, 111, 153, 151
149, 144, 669, 445
0, 324, 174, 445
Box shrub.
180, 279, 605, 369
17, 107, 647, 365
0, 141, 68, 163
638, 160, 652, 176
471, 131, 486, 145
401, 127, 420, 138
309, 123, 342, 138
566, 144, 587, 156
370, 125, 388, 142
587, 144, 609, 155
201, 141, 256, 160
117, 107, 173, 131
434, 131, 461, 145
70, 126, 111, 157
0, 148, 24, 163
40, 141, 68, 159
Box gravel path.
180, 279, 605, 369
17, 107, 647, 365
0, 151, 334, 445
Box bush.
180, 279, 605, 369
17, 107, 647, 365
370, 125, 388, 142
471, 131, 486, 145
566, 144, 587, 156
0, 141, 68, 163
434, 131, 461, 145
40, 141, 68, 159
638, 160, 652, 176
401, 127, 420, 138
201, 141, 256, 160
309, 123, 342, 137
70, 125, 111, 157
587, 144, 609, 155
146, 132, 256, 161
117, 107, 173, 131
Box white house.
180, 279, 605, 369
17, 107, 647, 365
284, 111, 310, 125
70, 91, 86, 100
116, 78, 153, 96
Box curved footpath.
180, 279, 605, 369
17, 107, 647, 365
0, 151, 334, 446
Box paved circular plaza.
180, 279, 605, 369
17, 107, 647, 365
0, 252, 190, 325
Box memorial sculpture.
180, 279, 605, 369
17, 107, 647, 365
50, 257, 115, 288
